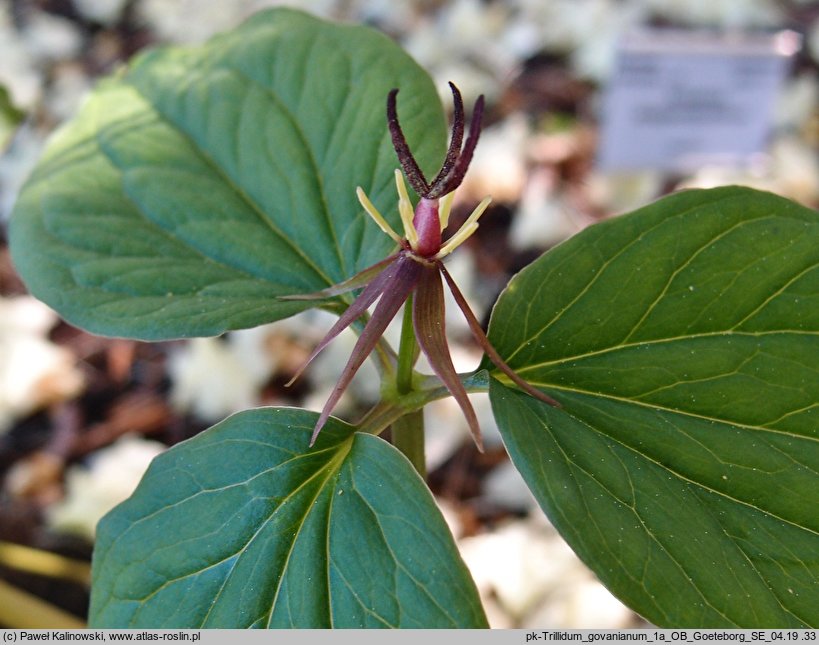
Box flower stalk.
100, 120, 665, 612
391, 295, 426, 476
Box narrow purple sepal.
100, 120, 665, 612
413, 264, 484, 451
278, 254, 399, 301
287, 256, 399, 387
310, 254, 424, 446
440, 263, 560, 408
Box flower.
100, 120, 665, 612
285, 83, 558, 449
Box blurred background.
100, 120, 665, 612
1, 0, 819, 629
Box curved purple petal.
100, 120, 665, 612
387, 89, 430, 196
434, 94, 485, 198
429, 82, 466, 192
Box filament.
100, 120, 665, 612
356, 187, 403, 245
395, 170, 419, 248
439, 191, 455, 231
435, 196, 491, 258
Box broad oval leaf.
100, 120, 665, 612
90, 408, 487, 628
487, 186, 819, 627
10, 8, 445, 339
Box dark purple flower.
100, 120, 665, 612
286, 83, 559, 449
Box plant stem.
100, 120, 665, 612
391, 296, 426, 478
390, 410, 426, 479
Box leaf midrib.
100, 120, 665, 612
512, 375, 818, 444
515, 328, 818, 374
96, 438, 345, 625
262, 436, 352, 628
507, 328, 818, 442
119, 74, 337, 289
218, 59, 347, 280
31, 110, 313, 296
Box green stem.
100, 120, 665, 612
390, 411, 425, 479
391, 296, 426, 478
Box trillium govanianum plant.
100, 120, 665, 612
8, 9, 819, 630
285, 82, 558, 449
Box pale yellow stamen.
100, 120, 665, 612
435, 196, 492, 259
356, 186, 402, 245
394, 170, 419, 249
439, 191, 455, 231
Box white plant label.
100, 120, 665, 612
597, 29, 799, 171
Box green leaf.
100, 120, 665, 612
487, 186, 819, 627
10, 8, 445, 340
90, 408, 487, 628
